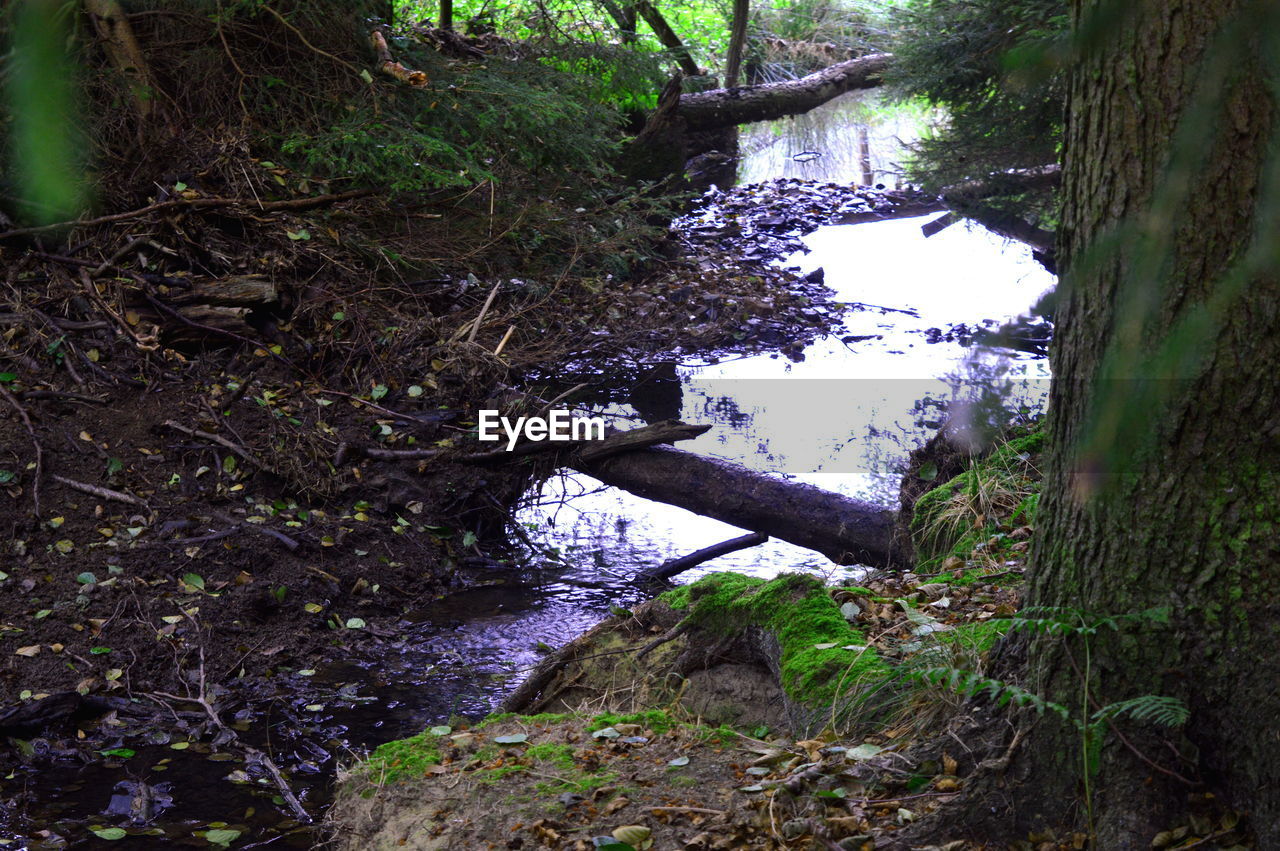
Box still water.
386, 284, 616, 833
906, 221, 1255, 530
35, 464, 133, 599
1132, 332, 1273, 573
519, 214, 1053, 588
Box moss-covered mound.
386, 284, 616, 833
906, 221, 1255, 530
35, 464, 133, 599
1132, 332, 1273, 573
662, 573, 890, 719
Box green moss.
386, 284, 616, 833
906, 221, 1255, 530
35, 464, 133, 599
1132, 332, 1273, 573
361, 731, 443, 784
478, 712, 572, 728
524, 743, 576, 771
476, 764, 530, 783
586, 710, 677, 735
532, 770, 617, 797
660, 573, 888, 709
696, 724, 740, 746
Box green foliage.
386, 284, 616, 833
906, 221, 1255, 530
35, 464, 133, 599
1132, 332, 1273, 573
914, 666, 1069, 719
886, 0, 1066, 216
995, 605, 1170, 637
279, 37, 645, 191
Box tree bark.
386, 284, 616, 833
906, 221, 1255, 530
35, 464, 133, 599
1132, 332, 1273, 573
572, 444, 897, 567
724, 0, 749, 89
677, 53, 890, 132
1002, 1, 1280, 846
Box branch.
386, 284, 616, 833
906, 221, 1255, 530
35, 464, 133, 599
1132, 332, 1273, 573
0, 189, 375, 241
678, 53, 892, 131
641, 531, 769, 581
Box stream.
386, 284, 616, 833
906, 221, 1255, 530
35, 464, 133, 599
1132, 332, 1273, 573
2, 93, 1053, 848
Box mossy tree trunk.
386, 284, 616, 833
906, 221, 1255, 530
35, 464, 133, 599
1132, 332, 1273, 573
1008, 0, 1280, 846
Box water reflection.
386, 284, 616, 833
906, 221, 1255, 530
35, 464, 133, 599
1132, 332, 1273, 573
519, 215, 1054, 583
738, 90, 939, 186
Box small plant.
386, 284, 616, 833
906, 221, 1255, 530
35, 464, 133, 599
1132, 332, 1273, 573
912, 605, 1189, 845
911, 428, 1044, 567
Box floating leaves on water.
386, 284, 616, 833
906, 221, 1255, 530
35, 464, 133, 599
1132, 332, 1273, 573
667, 756, 689, 767
204, 828, 242, 847
90, 827, 127, 840
591, 727, 620, 739
494, 734, 528, 745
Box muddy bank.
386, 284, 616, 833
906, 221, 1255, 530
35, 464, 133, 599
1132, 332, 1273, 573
325, 425, 1069, 849
328, 565, 1033, 850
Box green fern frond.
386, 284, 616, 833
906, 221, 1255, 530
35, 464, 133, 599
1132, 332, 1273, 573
1091, 695, 1189, 728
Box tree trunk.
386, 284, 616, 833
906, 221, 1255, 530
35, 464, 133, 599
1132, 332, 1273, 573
634, 0, 700, 77
439, 0, 452, 31
678, 53, 890, 132
84, 0, 159, 122
724, 0, 749, 89
856, 125, 872, 186
1005, 1, 1280, 846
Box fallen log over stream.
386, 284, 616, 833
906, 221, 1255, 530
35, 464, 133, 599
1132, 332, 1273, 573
569, 443, 897, 568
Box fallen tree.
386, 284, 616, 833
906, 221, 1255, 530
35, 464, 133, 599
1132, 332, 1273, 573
622, 53, 892, 178
569, 442, 897, 568
677, 52, 892, 132
358, 418, 898, 567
